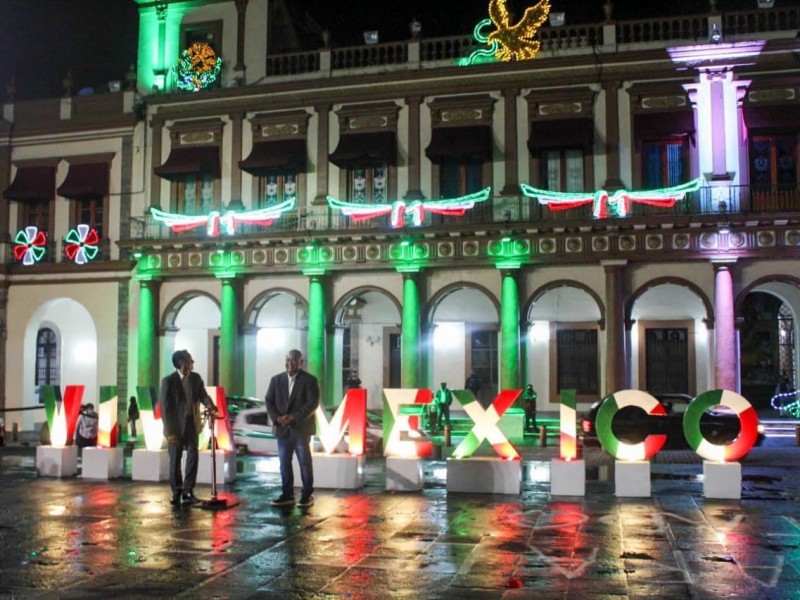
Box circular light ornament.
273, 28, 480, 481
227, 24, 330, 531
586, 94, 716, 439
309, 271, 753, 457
65, 224, 99, 264
176, 42, 222, 92
595, 390, 667, 461
14, 226, 47, 265
683, 389, 758, 462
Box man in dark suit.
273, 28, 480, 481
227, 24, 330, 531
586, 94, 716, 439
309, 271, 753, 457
265, 349, 320, 507
160, 349, 217, 506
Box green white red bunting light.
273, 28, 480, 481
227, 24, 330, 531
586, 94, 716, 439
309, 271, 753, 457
451, 389, 521, 460
327, 188, 491, 228
559, 389, 578, 461
150, 198, 295, 237
176, 42, 222, 92
383, 389, 433, 458
520, 177, 703, 219
315, 388, 367, 456
596, 390, 667, 461
14, 226, 47, 265
683, 390, 758, 463
65, 224, 100, 264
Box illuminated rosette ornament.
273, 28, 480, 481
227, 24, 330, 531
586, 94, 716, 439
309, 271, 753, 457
595, 390, 667, 461
683, 390, 758, 463
176, 42, 222, 92
65, 224, 99, 264
14, 226, 47, 265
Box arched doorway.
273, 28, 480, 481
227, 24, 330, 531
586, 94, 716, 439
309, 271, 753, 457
428, 284, 499, 405
162, 293, 221, 384
526, 282, 603, 405
333, 288, 402, 410
739, 286, 798, 409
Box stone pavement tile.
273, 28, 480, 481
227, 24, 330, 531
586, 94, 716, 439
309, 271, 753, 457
626, 582, 695, 597
414, 542, 474, 573
322, 566, 454, 596
252, 565, 347, 594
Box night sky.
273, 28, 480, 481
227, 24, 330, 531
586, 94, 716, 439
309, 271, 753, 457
0, 0, 788, 101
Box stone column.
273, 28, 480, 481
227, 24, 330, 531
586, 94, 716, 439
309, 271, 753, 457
137, 278, 162, 388
603, 260, 628, 394
326, 324, 344, 405
420, 321, 434, 390
218, 275, 244, 395
242, 324, 258, 398
501, 88, 519, 195
404, 95, 423, 200
713, 261, 738, 391
500, 269, 521, 390
313, 104, 330, 205
149, 118, 164, 208
602, 80, 623, 189
307, 273, 326, 388
234, 0, 248, 74
229, 111, 244, 205
401, 273, 421, 388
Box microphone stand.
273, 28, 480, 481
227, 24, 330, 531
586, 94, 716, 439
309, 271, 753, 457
197, 409, 237, 510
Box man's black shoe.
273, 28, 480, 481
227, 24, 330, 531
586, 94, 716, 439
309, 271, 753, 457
270, 494, 295, 506
181, 492, 199, 505
170, 493, 181, 506
297, 494, 314, 508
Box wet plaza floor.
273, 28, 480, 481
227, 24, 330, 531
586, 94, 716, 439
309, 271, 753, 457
1, 444, 800, 599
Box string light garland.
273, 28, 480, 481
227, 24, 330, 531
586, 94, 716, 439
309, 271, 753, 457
13, 226, 47, 265
520, 177, 703, 219
150, 198, 295, 237
771, 390, 800, 418
176, 42, 222, 92
457, 19, 499, 66
327, 187, 491, 228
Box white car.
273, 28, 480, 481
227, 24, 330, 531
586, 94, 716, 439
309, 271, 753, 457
229, 398, 279, 455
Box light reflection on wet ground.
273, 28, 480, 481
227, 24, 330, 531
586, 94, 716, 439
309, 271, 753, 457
1, 445, 799, 598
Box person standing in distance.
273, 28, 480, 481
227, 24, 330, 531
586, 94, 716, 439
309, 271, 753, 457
160, 349, 217, 506
265, 349, 320, 507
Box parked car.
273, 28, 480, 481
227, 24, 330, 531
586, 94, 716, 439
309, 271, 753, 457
228, 397, 279, 455
580, 393, 765, 451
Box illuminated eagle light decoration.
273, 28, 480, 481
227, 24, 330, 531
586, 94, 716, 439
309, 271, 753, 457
327, 188, 491, 228
150, 198, 295, 237
459, 0, 551, 65
520, 178, 703, 219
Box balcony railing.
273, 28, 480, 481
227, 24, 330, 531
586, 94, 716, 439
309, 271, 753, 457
124, 185, 800, 243
262, 6, 800, 80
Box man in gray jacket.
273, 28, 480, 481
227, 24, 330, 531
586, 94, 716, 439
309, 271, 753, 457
265, 349, 320, 507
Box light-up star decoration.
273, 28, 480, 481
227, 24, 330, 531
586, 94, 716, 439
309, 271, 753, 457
150, 198, 295, 237
327, 188, 491, 228
520, 177, 703, 219
459, 0, 550, 65
65, 224, 100, 264
14, 226, 47, 265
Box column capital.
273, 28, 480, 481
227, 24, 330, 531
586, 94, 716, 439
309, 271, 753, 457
601, 259, 628, 270
711, 258, 737, 268
501, 87, 520, 98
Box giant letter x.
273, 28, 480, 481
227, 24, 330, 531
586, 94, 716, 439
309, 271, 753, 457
452, 390, 521, 460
